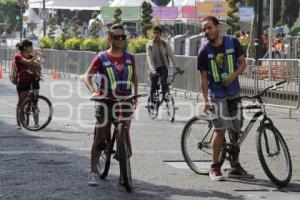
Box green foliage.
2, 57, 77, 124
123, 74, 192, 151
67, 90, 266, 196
226, 0, 240, 35
141, 1, 153, 38
238, 38, 250, 52
90, 19, 100, 39
98, 39, 109, 51
0, 0, 19, 33
127, 37, 149, 53
39, 37, 53, 49
113, 8, 122, 25
51, 38, 64, 50
64, 37, 81, 50
81, 38, 100, 52
291, 27, 300, 36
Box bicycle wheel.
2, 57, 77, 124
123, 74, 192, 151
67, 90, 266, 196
165, 95, 175, 122
147, 96, 158, 119
256, 123, 292, 187
97, 143, 111, 179
19, 95, 53, 131
181, 115, 225, 175
117, 124, 132, 192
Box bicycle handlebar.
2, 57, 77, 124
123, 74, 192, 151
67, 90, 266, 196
90, 94, 147, 103
232, 79, 287, 101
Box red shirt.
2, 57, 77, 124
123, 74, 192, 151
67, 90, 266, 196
89, 51, 136, 96
15, 53, 34, 83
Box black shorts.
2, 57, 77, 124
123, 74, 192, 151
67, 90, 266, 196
16, 80, 40, 93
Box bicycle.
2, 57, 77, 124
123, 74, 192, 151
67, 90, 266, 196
146, 71, 183, 122
181, 80, 292, 187
19, 84, 53, 131
90, 94, 146, 192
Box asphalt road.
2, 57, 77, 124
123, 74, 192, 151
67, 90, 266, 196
0, 73, 300, 200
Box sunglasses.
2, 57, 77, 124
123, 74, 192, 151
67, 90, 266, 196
111, 34, 127, 41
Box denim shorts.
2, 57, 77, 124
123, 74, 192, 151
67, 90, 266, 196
210, 94, 243, 133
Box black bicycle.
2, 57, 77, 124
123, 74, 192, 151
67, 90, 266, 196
181, 80, 292, 187
19, 85, 53, 131
146, 71, 182, 122
91, 94, 146, 192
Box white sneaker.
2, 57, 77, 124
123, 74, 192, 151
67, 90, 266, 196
88, 172, 98, 186
16, 125, 21, 129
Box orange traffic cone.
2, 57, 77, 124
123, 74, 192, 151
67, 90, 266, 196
0, 67, 3, 80
51, 68, 58, 80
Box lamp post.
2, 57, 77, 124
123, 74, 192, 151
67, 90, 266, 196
43, 0, 46, 36
268, 0, 273, 80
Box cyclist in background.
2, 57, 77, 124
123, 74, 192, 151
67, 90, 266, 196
11, 39, 41, 129
146, 25, 183, 106
197, 16, 254, 181
81, 24, 138, 186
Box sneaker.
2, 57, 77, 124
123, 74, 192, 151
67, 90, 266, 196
228, 163, 255, 179
209, 165, 225, 181
34, 124, 40, 128
16, 125, 21, 129
88, 172, 98, 186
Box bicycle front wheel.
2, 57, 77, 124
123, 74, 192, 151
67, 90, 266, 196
181, 115, 224, 175
117, 124, 132, 192
256, 123, 292, 187
165, 95, 175, 122
19, 95, 53, 131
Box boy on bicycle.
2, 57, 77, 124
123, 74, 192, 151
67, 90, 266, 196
197, 16, 254, 181
81, 24, 138, 186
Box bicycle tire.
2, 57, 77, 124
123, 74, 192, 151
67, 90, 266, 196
97, 143, 111, 179
117, 124, 132, 192
19, 95, 53, 131
165, 95, 175, 122
147, 96, 158, 119
181, 115, 225, 175
256, 123, 292, 187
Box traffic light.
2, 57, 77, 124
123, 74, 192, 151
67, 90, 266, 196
15, 5, 21, 20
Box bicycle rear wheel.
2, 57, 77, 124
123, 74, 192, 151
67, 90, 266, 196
165, 95, 175, 122
19, 95, 53, 131
181, 115, 225, 175
256, 123, 292, 187
117, 124, 132, 192
147, 96, 158, 119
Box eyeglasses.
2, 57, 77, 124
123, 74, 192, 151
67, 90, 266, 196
111, 34, 127, 41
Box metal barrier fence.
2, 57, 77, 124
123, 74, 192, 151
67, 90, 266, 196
1, 46, 299, 113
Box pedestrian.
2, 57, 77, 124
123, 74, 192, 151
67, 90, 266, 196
197, 16, 254, 181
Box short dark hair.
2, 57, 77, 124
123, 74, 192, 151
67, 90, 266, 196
16, 39, 33, 51
109, 24, 124, 34
202, 16, 220, 26
153, 25, 162, 33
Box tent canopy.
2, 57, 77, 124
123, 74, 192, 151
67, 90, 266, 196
28, 0, 110, 10
109, 0, 156, 7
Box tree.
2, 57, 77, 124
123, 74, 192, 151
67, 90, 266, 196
47, 16, 57, 39
282, 0, 299, 31
0, 0, 20, 34
226, 0, 240, 35
113, 8, 122, 25
140, 1, 153, 38
71, 16, 81, 37
151, 0, 170, 6
60, 17, 70, 42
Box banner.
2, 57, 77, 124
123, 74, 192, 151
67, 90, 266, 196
195, 2, 229, 19
239, 7, 254, 22
102, 7, 140, 21
152, 7, 178, 20
181, 6, 197, 19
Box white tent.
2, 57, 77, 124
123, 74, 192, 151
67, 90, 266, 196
109, 0, 156, 7
28, 0, 110, 10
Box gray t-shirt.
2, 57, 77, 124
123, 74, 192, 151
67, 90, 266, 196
153, 42, 166, 68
